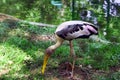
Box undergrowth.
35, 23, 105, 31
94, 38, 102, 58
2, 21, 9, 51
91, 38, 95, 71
0, 21, 120, 80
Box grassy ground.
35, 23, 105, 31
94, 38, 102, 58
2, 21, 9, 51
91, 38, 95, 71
0, 19, 120, 80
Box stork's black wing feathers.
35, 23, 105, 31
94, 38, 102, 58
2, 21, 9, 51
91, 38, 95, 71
56, 29, 66, 39
68, 24, 83, 34
56, 24, 83, 39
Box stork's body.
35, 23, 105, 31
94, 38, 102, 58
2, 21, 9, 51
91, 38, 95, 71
56, 21, 98, 40
41, 21, 98, 76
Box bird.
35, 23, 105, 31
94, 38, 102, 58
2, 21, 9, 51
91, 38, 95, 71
41, 20, 98, 76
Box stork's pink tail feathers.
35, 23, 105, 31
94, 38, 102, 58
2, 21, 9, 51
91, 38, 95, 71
86, 25, 98, 34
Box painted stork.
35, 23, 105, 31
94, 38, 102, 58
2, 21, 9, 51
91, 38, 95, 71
41, 20, 98, 76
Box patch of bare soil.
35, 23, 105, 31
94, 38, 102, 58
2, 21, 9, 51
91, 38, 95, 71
0, 69, 10, 77
29, 33, 56, 42
43, 62, 120, 80
57, 62, 92, 80
0, 13, 18, 22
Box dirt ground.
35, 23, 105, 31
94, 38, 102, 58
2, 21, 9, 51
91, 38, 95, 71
40, 62, 120, 80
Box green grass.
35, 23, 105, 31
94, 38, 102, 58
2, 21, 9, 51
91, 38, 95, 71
0, 21, 120, 80
0, 22, 50, 79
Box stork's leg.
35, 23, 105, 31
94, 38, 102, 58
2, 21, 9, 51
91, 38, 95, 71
69, 40, 76, 78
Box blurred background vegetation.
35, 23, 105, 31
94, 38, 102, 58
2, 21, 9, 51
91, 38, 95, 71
0, 0, 120, 80
1, 0, 120, 41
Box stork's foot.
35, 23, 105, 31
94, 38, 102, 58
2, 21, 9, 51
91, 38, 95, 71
58, 62, 72, 76
58, 62, 79, 80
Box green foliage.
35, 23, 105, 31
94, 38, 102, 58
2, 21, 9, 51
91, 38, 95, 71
0, 0, 73, 24
92, 71, 120, 80
25, 8, 40, 22
17, 22, 56, 35
108, 72, 120, 80
105, 17, 120, 42
0, 0, 24, 16
0, 23, 9, 37
84, 43, 120, 70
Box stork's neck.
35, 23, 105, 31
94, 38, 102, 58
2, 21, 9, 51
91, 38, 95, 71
48, 36, 64, 50
49, 40, 63, 50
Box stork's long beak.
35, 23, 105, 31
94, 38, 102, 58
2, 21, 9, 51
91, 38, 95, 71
41, 53, 50, 74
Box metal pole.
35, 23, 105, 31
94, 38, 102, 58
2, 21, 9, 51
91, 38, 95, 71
72, 0, 75, 20
106, 0, 110, 38
106, 0, 110, 29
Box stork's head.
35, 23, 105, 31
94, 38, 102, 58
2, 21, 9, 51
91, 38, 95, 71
45, 48, 55, 56
41, 48, 54, 74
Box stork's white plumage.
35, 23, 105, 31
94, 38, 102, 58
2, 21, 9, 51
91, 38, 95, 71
55, 21, 98, 40
41, 21, 98, 76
